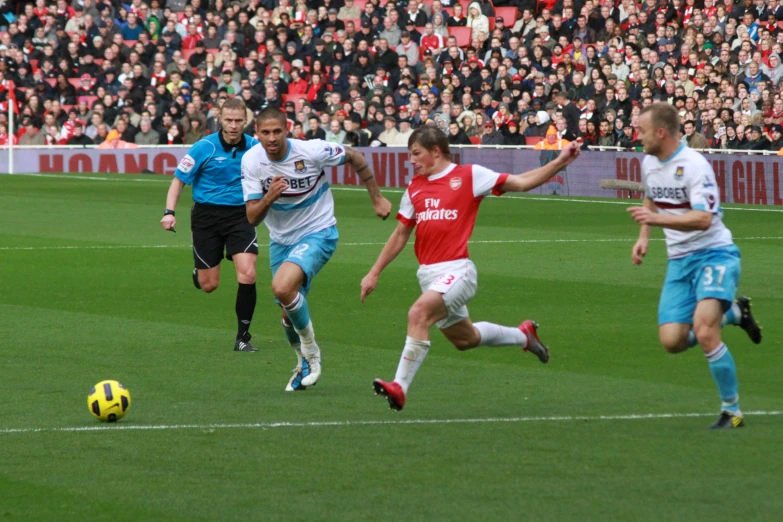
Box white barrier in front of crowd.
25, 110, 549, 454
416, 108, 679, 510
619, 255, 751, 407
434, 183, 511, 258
1, 145, 782, 206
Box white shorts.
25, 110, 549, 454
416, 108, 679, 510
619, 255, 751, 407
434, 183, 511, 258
416, 258, 478, 329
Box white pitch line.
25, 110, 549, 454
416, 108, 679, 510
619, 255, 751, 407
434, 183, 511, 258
4, 172, 783, 212
1, 410, 780, 435
2, 237, 782, 252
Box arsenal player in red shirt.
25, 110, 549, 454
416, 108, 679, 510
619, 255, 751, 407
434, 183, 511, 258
361, 127, 581, 411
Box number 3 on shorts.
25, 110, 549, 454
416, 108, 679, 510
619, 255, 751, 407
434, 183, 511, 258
702, 265, 726, 286
435, 274, 457, 286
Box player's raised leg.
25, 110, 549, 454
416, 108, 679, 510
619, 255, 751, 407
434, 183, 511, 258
191, 221, 225, 293
661, 298, 762, 353
272, 262, 321, 386
441, 318, 550, 363
232, 252, 258, 352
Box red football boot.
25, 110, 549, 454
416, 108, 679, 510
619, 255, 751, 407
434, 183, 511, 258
519, 320, 550, 364
373, 379, 406, 411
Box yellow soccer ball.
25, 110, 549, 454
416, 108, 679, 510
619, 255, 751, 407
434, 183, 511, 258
87, 380, 132, 422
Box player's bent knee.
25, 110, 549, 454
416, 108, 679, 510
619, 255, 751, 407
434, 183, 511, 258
201, 281, 219, 293
237, 267, 256, 284
271, 280, 297, 304
659, 332, 687, 353
661, 340, 684, 354
451, 337, 478, 351
407, 303, 435, 330
694, 323, 720, 349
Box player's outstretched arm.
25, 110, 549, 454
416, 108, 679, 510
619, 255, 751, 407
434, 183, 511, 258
345, 147, 392, 220
160, 177, 186, 230
500, 141, 582, 193
246, 175, 288, 226
360, 222, 414, 303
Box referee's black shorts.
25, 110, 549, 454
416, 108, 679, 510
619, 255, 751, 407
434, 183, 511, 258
191, 203, 258, 270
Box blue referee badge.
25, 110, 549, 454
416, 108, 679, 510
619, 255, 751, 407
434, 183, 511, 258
674, 166, 684, 179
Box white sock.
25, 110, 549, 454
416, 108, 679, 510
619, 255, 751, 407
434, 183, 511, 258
292, 344, 303, 368
296, 320, 316, 352
394, 336, 430, 394
475, 322, 528, 348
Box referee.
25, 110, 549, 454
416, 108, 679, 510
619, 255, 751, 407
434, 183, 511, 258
160, 98, 261, 352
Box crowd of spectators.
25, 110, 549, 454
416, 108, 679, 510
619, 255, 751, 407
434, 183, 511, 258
1, 0, 783, 153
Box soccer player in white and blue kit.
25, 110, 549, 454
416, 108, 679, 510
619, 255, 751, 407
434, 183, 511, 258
241, 108, 392, 390
628, 103, 762, 429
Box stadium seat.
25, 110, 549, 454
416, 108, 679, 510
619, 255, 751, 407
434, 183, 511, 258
181, 48, 197, 60
29, 59, 38, 70
469, 136, 481, 144
93, 58, 103, 66
495, 7, 518, 27
353, 0, 367, 9
123, 40, 137, 48
525, 136, 543, 146
448, 26, 472, 48
348, 18, 362, 30
491, 100, 499, 108
68, 78, 83, 89
45, 78, 56, 87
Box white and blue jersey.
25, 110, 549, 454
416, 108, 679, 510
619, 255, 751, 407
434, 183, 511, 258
175, 132, 260, 206
642, 143, 733, 259
241, 138, 346, 246
642, 144, 741, 325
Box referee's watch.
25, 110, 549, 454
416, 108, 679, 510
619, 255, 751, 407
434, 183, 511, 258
164, 209, 176, 217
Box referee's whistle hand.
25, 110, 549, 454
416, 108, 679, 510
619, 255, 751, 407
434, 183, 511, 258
161, 215, 177, 230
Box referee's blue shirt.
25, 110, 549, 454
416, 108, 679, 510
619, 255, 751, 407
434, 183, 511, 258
174, 132, 260, 207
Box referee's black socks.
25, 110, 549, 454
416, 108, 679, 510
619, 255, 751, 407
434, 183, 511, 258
236, 283, 257, 340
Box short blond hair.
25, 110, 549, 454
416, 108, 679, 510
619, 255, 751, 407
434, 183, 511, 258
641, 102, 680, 137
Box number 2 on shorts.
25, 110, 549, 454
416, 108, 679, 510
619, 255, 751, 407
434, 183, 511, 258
290, 243, 310, 259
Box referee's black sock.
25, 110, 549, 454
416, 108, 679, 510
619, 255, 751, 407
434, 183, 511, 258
236, 283, 257, 340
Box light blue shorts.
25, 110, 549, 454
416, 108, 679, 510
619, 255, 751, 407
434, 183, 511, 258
269, 226, 338, 297
658, 245, 741, 326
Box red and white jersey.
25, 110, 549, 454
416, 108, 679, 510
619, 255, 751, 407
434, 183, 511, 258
420, 33, 444, 58
397, 163, 508, 265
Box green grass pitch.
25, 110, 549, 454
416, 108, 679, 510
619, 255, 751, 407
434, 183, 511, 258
1, 172, 782, 521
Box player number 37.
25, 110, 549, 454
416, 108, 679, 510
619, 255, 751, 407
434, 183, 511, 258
702, 265, 726, 286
